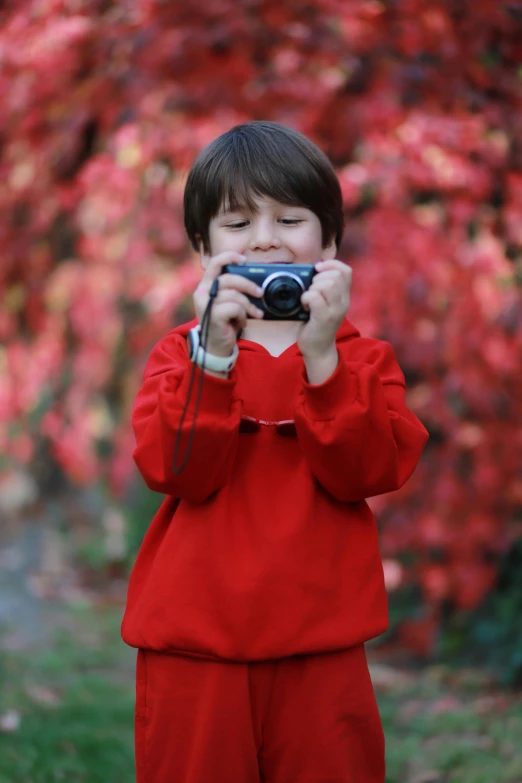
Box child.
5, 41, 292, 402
121, 121, 429, 783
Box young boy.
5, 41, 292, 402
121, 121, 429, 783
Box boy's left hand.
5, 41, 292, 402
298, 260, 352, 359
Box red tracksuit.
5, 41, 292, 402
122, 317, 428, 782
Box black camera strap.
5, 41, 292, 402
172, 278, 219, 475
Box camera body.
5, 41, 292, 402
221, 263, 317, 321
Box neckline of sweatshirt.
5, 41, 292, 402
177, 316, 362, 361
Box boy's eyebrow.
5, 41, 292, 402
217, 201, 249, 214
217, 201, 307, 216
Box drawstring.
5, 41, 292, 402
172, 279, 220, 475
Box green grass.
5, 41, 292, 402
377, 663, 522, 782
1, 605, 522, 782
0, 605, 136, 783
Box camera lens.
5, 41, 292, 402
263, 273, 304, 317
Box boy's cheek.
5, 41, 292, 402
215, 237, 244, 254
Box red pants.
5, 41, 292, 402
135, 644, 385, 783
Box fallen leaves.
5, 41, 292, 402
0, 709, 21, 733
24, 684, 61, 708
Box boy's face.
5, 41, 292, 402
200, 195, 336, 269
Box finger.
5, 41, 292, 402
311, 271, 345, 290
217, 273, 264, 299
315, 260, 352, 285
311, 272, 350, 306
214, 289, 264, 319
201, 252, 248, 285
303, 285, 347, 313
212, 301, 249, 330
310, 275, 345, 301
301, 290, 326, 312
315, 259, 351, 273
315, 265, 352, 285
313, 286, 348, 310
195, 278, 260, 307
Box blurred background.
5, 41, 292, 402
1, 1, 522, 781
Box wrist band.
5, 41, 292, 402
188, 325, 239, 373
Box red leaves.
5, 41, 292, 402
0, 0, 521, 642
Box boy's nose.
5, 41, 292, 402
248, 221, 281, 251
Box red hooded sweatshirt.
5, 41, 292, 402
121, 317, 428, 661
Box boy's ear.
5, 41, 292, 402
320, 236, 337, 261
196, 234, 211, 270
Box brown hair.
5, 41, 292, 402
183, 121, 344, 254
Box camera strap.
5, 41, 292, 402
172, 278, 219, 475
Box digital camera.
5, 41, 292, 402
221, 263, 317, 320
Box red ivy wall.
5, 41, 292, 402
1, 0, 521, 650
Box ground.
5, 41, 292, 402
1, 597, 522, 783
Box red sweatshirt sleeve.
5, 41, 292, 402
131, 332, 242, 502
293, 340, 429, 503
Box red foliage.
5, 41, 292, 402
1, 0, 521, 647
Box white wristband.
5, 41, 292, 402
188, 326, 239, 373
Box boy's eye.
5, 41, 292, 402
225, 218, 303, 228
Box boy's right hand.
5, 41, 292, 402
193, 252, 265, 357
